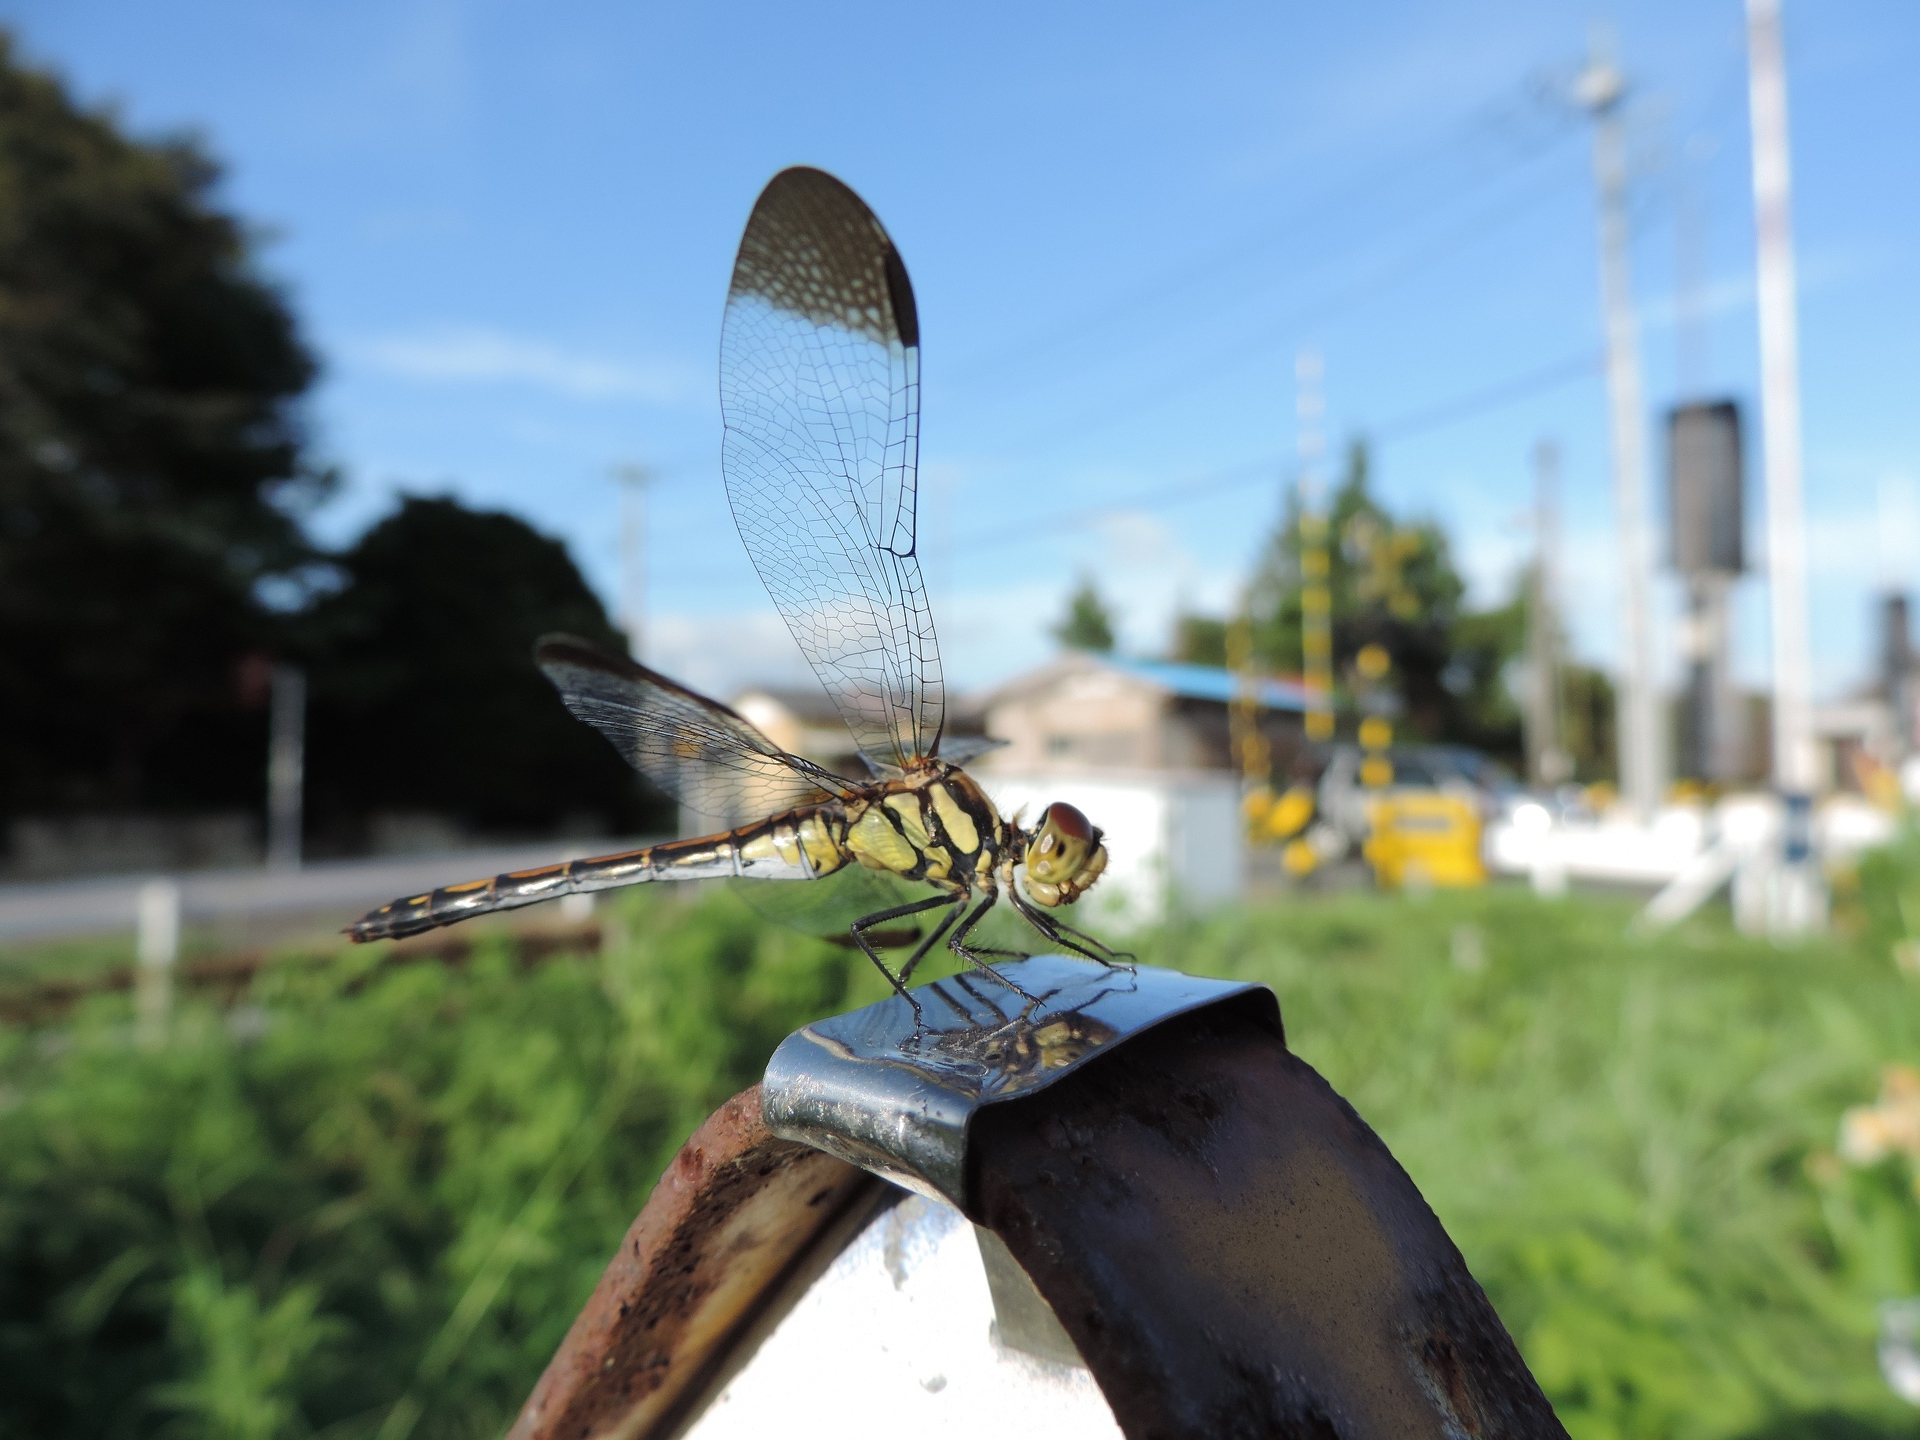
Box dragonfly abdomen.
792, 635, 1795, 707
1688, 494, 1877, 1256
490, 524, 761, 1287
347, 809, 849, 943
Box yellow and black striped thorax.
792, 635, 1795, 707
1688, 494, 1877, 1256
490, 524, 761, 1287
838, 764, 1007, 886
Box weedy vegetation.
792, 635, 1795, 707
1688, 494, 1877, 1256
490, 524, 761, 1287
6, 857, 1920, 1438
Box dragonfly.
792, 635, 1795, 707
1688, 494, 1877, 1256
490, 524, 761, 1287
348, 167, 1119, 1000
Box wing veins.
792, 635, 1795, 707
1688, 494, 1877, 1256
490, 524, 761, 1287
535, 634, 857, 822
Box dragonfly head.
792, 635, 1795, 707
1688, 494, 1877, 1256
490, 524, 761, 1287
1021, 801, 1108, 907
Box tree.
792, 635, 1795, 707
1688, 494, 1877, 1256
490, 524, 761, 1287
0, 37, 325, 821
1244, 441, 1466, 740
1561, 664, 1617, 784
299, 496, 662, 845
1169, 612, 1228, 668
1052, 575, 1116, 653
1446, 582, 1525, 757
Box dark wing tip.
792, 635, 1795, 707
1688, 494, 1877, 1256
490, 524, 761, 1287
882, 243, 919, 349
733, 168, 915, 351
533, 636, 760, 726
535, 632, 630, 672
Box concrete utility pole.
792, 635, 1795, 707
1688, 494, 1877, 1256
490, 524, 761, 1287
1745, 0, 1815, 796
614, 464, 654, 663
266, 663, 305, 872
1576, 40, 1662, 821
1526, 441, 1571, 788
1746, 0, 1821, 930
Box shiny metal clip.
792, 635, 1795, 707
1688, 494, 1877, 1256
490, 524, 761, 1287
761, 954, 1277, 1210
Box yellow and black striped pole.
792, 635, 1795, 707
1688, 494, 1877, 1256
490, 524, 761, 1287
1356, 644, 1394, 787
1296, 351, 1334, 742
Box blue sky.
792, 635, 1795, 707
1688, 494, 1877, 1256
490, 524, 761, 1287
6, 0, 1916, 702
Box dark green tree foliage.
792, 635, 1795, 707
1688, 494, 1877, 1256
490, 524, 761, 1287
1245, 441, 1470, 742
300, 496, 659, 843
1169, 612, 1228, 668
1561, 663, 1618, 784
1446, 584, 1526, 757
1052, 574, 1116, 653
0, 38, 323, 817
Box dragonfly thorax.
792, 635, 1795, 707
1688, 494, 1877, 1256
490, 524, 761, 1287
841, 764, 1007, 886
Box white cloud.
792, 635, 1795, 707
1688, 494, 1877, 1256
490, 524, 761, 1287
350, 326, 695, 404
646, 608, 813, 699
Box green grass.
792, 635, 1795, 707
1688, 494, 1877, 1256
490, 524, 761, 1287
6, 865, 1920, 1439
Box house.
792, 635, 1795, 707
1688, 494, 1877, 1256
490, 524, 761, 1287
724, 655, 1309, 923
731, 684, 867, 777
961, 653, 1311, 923
963, 651, 1310, 778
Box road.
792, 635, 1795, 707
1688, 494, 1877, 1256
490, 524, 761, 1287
0, 839, 664, 943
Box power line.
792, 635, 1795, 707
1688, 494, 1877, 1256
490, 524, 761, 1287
953, 346, 1600, 554
1371, 349, 1601, 441
948, 78, 1579, 388
979, 155, 1585, 461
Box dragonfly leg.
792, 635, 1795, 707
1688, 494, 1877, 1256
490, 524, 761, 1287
897, 893, 966, 987
849, 890, 963, 1012
1007, 885, 1135, 969
946, 890, 1042, 1002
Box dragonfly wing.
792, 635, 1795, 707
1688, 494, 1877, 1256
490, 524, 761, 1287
535, 634, 857, 822
720, 167, 943, 773
934, 734, 1008, 769
729, 865, 929, 940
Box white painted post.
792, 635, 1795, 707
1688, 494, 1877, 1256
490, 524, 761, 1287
1745, 0, 1824, 934
1577, 43, 1663, 822
267, 664, 306, 872
135, 878, 180, 1046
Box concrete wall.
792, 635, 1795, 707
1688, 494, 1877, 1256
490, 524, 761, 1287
979, 769, 1244, 929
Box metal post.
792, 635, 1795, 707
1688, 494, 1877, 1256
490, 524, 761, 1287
1884, 594, 1914, 761
135, 878, 179, 1047
267, 664, 305, 872
1577, 44, 1661, 821
1527, 441, 1571, 787
1295, 351, 1333, 743
615, 464, 654, 663
1679, 573, 1739, 783
1746, 0, 1822, 931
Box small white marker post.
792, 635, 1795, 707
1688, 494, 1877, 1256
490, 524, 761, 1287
135, 878, 180, 1047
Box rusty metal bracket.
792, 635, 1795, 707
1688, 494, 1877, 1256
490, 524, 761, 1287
761, 954, 1276, 1210
515, 956, 1568, 1440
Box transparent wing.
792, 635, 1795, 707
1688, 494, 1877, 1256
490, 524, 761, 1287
536, 634, 858, 823
729, 865, 930, 940
720, 166, 944, 772
935, 735, 1007, 769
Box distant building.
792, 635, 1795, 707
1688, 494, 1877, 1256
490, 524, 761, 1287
731, 684, 867, 777
959, 654, 1308, 922
963, 652, 1309, 777
720, 655, 1306, 922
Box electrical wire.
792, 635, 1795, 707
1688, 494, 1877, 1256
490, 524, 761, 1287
978, 152, 1586, 461
953, 346, 1601, 555
947, 76, 1579, 387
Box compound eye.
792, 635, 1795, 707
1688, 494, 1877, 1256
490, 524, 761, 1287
1027, 802, 1094, 885
1044, 802, 1092, 841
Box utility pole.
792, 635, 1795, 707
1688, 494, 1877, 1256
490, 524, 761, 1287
614, 464, 654, 663
1526, 442, 1571, 788
1745, 0, 1821, 930
1576, 39, 1662, 821
266, 663, 305, 871
1296, 350, 1334, 744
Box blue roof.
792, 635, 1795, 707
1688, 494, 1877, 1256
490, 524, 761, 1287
1106, 659, 1310, 712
